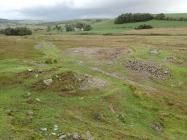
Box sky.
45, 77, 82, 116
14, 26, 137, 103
0, 0, 187, 20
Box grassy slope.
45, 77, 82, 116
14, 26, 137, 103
51, 13, 187, 34
89, 19, 187, 33
166, 13, 187, 18
0, 33, 187, 139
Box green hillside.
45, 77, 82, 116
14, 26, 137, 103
166, 13, 187, 18
90, 19, 187, 33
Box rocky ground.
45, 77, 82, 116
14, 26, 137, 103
125, 60, 170, 80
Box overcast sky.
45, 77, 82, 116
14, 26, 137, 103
0, 0, 187, 20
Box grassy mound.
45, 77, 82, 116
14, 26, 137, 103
32, 71, 106, 94
32, 71, 83, 92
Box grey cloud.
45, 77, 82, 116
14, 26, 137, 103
19, 0, 187, 20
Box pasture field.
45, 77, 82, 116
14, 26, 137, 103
0, 27, 187, 139
166, 13, 187, 18
89, 19, 187, 33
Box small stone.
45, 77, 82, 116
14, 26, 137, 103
35, 74, 39, 78
54, 124, 58, 128
74, 50, 80, 53
51, 132, 57, 136
27, 110, 34, 116
43, 79, 53, 86
151, 122, 163, 132
66, 133, 71, 137
27, 68, 33, 72
53, 125, 58, 131
72, 132, 80, 139
150, 49, 159, 55
54, 128, 58, 131
164, 70, 168, 74
86, 131, 94, 140
35, 98, 41, 102
40, 128, 47, 131
59, 134, 66, 139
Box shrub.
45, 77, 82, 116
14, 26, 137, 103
45, 58, 58, 64
83, 24, 92, 31
114, 13, 153, 24
64, 24, 74, 32
1, 27, 32, 36
155, 13, 166, 20
65, 23, 92, 32
135, 24, 153, 30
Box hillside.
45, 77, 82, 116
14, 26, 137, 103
90, 19, 187, 33
41, 13, 187, 34
166, 13, 187, 18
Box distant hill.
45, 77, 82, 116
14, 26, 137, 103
0, 18, 44, 25
0, 18, 9, 23
166, 13, 187, 19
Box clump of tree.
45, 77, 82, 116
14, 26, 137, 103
53, 25, 63, 32
114, 13, 153, 24
154, 13, 166, 20
135, 24, 153, 30
1, 27, 32, 36
65, 22, 92, 32
64, 24, 74, 32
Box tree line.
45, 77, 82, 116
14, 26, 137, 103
154, 13, 187, 21
114, 13, 187, 24
114, 13, 153, 24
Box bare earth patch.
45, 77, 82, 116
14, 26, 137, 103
66, 47, 132, 60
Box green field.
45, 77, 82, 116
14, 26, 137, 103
166, 13, 187, 18
0, 13, 187, 140
89, 19, 187, 33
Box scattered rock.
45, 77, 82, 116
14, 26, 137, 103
35, 74, 39, 78
150, 49, 159, 55
40, 128, 48, 132
27, 68, 33, 72
43, 79, 53, 86
59, 134, 66, 139
125, 60, 170, 80
51, 132, 57, 136
27, 110, 34, 116
166, 56, 183, 64
72, 132, 81, 140
86, 131, 94, 140
35, 98, 41, 102
53, 125, 58, 131
151, 122, 163, 132
63, 131, 94, 140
